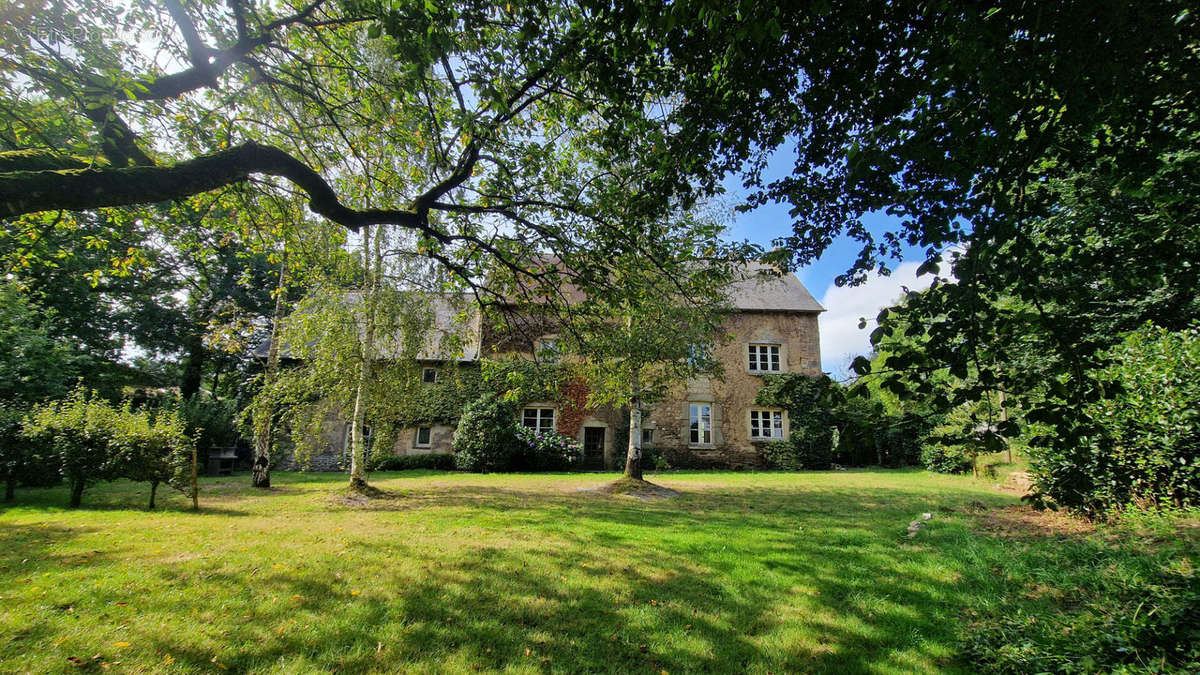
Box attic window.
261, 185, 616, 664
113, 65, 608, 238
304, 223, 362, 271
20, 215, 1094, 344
748, 344, 781, 372
422, 367, 438, 383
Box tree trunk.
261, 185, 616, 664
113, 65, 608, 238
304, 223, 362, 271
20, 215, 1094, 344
210, 365, 222, 400
999, 389, 1011, 464
347, 225, 377, 493
180, 330, 206, 400
191, 446, 199, 510
624, 366, 643, 480
69, 478, 84, 508
252, 254, 288, 489
5, 474, 15, 501
148, 480, 159, 510
624, 399, 644, 480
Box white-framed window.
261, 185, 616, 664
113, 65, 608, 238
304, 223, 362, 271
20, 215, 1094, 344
422, 367, 438, 384
641, 428, 654, 446
749, 409, 784, 440
748, 343, 782, 372
414, 426, 432, 448
689, 403, 712, 445
522, 407, 555, 433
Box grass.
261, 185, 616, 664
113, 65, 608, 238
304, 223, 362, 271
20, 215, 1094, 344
1, 469, 1195, 673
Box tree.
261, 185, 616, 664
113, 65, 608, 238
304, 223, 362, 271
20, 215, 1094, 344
252, 235, 440, 492
0, 281, 76, 403
23, 388, 117, 508
107, 404, 194, 509
0, 0, 712, 312
548, 215, 741, 481
594, 1, 1196, 505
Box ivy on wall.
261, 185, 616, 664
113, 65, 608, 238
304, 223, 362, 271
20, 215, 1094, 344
755, 373, 837, 470
557, 376, 591, 437
385, 359, 569, 430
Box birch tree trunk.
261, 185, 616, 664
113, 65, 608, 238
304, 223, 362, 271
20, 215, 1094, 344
348, 225, 378, 492
624, 368, 643, 480
252, 254, 287, 488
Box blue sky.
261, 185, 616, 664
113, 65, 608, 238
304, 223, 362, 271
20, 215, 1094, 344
720, 155, 932, 379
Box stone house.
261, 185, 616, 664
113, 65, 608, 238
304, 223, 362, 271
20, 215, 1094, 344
369, 262, 824, 470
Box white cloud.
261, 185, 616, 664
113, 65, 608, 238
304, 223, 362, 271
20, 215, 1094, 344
817, 261, 934, 380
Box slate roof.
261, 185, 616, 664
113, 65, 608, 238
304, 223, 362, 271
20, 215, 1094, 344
254, 262, 819, 361
727, 261, 824, 313
252, 291, 480, 362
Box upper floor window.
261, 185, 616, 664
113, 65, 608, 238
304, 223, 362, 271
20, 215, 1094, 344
748, 343, 781, 372
689, 403, 712, 445
422, 367, 438, 384
537, 337, 561, 363
749, 410, 784, 440
522, 407, 556, 433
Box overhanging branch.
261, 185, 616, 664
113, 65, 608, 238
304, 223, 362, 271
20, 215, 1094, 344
0, 142, 429, 232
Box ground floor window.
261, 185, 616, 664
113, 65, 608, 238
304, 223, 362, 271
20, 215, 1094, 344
415, 426, 432, 448
641, 428, 654, 446
749, 409, 784, 440
522, 407, 555, 433
689, 403, 712, 445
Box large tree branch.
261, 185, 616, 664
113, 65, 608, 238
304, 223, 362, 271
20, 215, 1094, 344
0, 142, 437, 233
81, 104, 155, 167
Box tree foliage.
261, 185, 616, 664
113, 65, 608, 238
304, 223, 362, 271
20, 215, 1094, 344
22, 387, 195, 508
754, 374, 836, 470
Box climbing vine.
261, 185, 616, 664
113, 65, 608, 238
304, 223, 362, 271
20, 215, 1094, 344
557, 376, 591, 437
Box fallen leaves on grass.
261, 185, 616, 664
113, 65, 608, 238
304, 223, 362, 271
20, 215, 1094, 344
975, 505, 1095, 539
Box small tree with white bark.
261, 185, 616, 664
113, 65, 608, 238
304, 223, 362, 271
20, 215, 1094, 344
557, 218, 743, 482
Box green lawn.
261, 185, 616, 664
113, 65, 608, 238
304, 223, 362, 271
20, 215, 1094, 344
0, 470, 1194, 673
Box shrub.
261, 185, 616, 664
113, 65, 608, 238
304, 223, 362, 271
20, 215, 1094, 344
873, 415, 931, 468
452, 393, 519, 472
23, 388, 117, 507
369, 453, 456, 471
832, 396, 883, 466
755, 374, 835, 469
920, 443, 974, 474
1030, 324, 1200, 513
759, 440, 802, 470
511, 426, 582, 471
642, 445, 671, 470
107, 405, 194, 509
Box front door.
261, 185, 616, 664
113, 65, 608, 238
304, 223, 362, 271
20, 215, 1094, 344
582, 427, 605, 471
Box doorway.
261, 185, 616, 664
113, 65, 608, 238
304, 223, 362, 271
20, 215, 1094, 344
582, 426, 606, 470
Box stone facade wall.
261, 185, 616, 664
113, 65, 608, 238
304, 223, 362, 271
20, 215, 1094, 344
643, 310, 822, 468
305, 309, 821, 472
392, 424, 456, 455
278, 415, 347, 471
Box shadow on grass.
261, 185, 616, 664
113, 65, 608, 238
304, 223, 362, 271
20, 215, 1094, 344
2, 472, 1067, 673
155, 485, 1009, 671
